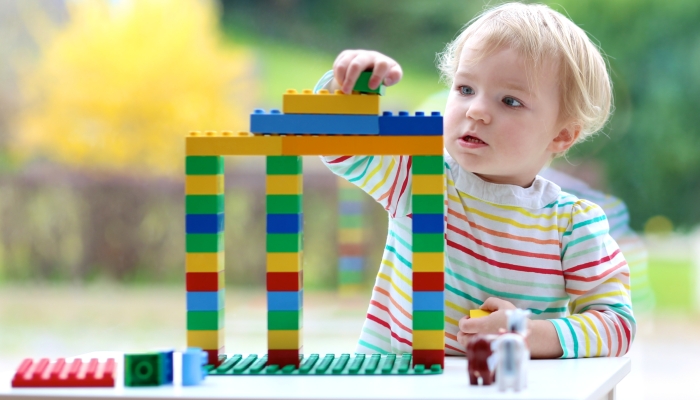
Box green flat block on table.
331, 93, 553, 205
207, 353, 442, 376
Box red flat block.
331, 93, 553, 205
412, 349, 444, 368
412, 272, 444, 291
186, 271, 223, 291
12, 358, 116, 388
266, 272, 301, 291
267, 348, 302, 368
203, 347, 225, 366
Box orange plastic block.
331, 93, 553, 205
186, 131, 282, 156
281, 136, 442, 156
12, 358, 116, 388
283, 89, 380, 115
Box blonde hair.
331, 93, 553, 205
437, 2, 612, 144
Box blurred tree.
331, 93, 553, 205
13, 0, 256, 176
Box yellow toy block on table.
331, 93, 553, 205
412, 330, 445, 350
187, 329, 225, 349
283, 89, 380, 115
268, 329, 303, 350
469, 309, 492, 319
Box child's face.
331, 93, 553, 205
443, 36, 576, 187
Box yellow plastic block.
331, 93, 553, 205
412, 330, 445, 350
469, 309, 492, 319
186, 175, 224, 195
339, 228, 363, 244
281, 136, 443, 156
412, 174, 444, 194
266, 175, 303, 195
283, 89, 380, 115
412, 252, 444, 272
186, 132, 283, 156
267, 329, 303, 350
267, 252, 303, 272
186, 252, 224, 272
187, 329, 225, 349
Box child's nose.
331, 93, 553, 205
465, 98, 491, 125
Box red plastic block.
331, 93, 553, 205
266, 272, 301, 291
12, 358, 116, 388
267, 349, 302, 368
203, 347, 225, 367
412, 349, 444, 368
412, 272, 444, 291
186, 271, 223, 291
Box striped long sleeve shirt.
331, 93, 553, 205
322, 153, 636, 358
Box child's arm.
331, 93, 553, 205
552, 199, 636, 357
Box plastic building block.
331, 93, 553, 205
353, 71, 386, 95
187, 310, 225, 330
186, 271, 224, 291
411, 349, 445, 369
413, 311, 444, 330
413, 155, 444, 174
187, 329, 225, 349
268, 310, 302, 330
185, 252, 224, 273
412, 233, 444, 252
268, 329, 303, 350
186, 156, 224, 175
379, 111, 443, 136
207, 353, 443, 375
251, 109, 380, 135
412, 194, 444, 214
187, 290, 225, 311
186, 213, 224, 234
412, 330, 444, 350
469, 309, 492, 319
185, 175, 223, 195
267, 291, 303, 311
413, 291, 444, 311
267, 271, 302, 291
186, 131, 283, 156
412, 174, 444, 194
412, 252, 444, 272
124, 353, 162, 387
412, 272, 444, 291
186, 194, 224, 214
283, 89, 380, 115
266, 175, 303, 194
157, 349, 174, 384
182, 348, 208, 386
266, 350, 302, 369
412, 214, 444, 234
266, 214, 303, 234
281, 135, 443, 155
186, 233, 224, 253
11, 358, 115, 388
266, 252, 302, 272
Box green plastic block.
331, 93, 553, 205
339, 215, 363, 229
267, 156, 302, 175
186, 194, 224, 214
186, 156, 224, 175
208, 353, 442, 375
268, 310, 302, 330
267, 195, 302, 214
413, 311, 445, 330
339, 270, 363, 284
413, 156, 444, 175
412, 195, 443, 214
339, 187, 365, 202
124, 353, 162, 386
267, 233, 302, 252
353, 71, 386, 95
186, 233, 224, 252
413, 233, 444, 253
187, 310, 224, 330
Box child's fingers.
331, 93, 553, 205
342, 52, 375, 94
459, 315, 482, 333
370, 57, 402, 88
480, 297, 514, 312
333, 50, 357, 90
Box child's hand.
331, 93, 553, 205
457, 297, 519, 349
333, 50, 403, 94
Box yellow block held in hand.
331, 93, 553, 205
469, 309, 491, 319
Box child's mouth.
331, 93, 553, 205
461, 135, 487, 145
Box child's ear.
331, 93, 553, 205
549, 121, 581, 153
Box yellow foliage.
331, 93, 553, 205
13, 0, 256, 176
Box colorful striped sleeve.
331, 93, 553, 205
321, 155, 413, 218
550, 199, 636, 358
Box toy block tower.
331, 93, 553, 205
337, 176, 366, 294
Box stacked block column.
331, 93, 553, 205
337, 176, 366, 294
411, 155, 445, 368
185, 155, 225, 366
266, 156, 304, 367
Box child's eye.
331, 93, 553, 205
458, 86, 474, 95
503, 97, 523, 107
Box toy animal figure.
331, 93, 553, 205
466, 334, 497, 385
493, 333, 528, 392
505, 308, 531, 336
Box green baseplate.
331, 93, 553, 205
206, 353, 443, 376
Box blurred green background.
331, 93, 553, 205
0, 0, 697, 315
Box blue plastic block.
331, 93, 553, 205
186, 214, 224, 234
251, 109, 380, 135
413, 291, 444, 311
339, 256, 364, 271
379, 111, 443, 136
186, 290, 224, 311
266, 213, 303, 234
267, 291, 303, 311
412, 214, 444, 234
339, 201, 363, 215
158, 349, 174, 384
182, 348, 208, 386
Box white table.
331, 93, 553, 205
0, 352, 630, 400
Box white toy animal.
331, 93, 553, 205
493, 332, 528, 392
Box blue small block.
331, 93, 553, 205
339, 256, 364, 271
267, 290, 303, 311
266, 213, 303, 234
412, 214, 444, 234
186, 290, 224, 311
186, 213, 224, 234
251, 109, 380, 135
339, 201, 363, 214
182, 347, 207, 386
413, 291, 444, 311
159, 349, 174, 384
379, 111, 443, 136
